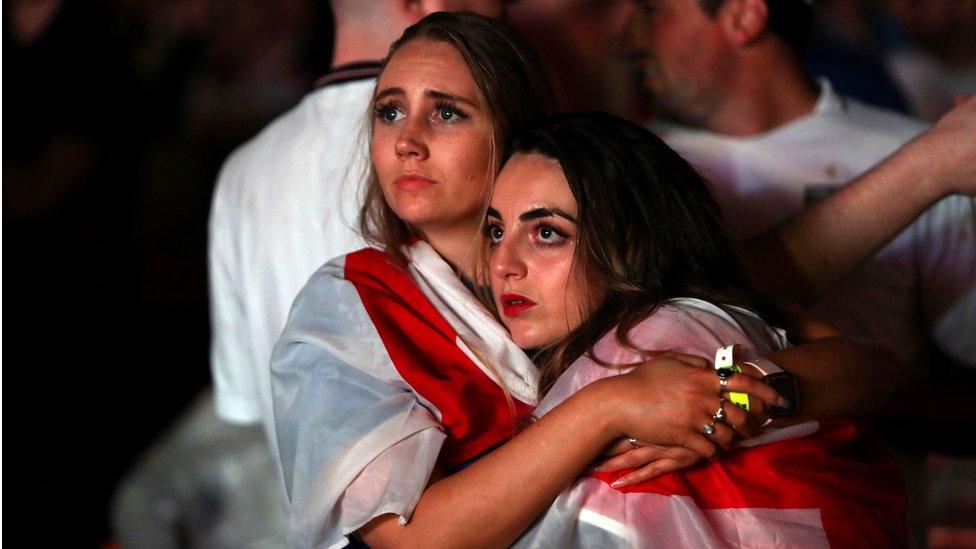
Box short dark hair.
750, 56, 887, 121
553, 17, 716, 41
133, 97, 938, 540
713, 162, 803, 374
699, 0, 812, 58
503, 112, 782, 394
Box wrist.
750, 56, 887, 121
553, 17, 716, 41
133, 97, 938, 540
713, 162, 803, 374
900, 136, 954, 200
574, 377, 629, 443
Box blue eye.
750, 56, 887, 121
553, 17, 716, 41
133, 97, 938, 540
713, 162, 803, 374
435, 101, 468, 124
374, 104, 405, 123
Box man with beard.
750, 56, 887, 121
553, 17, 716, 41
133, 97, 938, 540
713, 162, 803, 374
627, 0, 975, 375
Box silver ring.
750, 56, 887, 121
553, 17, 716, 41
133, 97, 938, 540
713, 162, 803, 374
713, 399, 727, 422
702, 422, 716, 436
627, 436, 639, 448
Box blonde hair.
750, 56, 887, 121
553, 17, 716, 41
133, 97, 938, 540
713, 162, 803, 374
358, 11, 556, 268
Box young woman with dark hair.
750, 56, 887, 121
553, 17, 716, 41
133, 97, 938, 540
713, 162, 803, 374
487, 111, 906, 546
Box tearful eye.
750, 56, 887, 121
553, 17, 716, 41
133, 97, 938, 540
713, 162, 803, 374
375, 105, 405, 123
434, 102, 468, 123
488, 225, 504, 244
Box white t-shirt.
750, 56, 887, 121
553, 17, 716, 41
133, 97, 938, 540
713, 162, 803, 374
653, 80, 976, 367
208, 67, 378, 443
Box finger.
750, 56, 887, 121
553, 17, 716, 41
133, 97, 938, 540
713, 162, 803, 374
681, 432, 720, 461
594, 447, 666, 472
602, 437, 639, 457
610, 453, 702, 487
722, 402, 760, 438
725, 372, 789, 411
703, 420, 736, 452
722, 391, 767, 418
702, 396, 753, 442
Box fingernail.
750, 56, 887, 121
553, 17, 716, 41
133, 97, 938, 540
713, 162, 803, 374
611, 478, 629, 488
778, 397, 791, 408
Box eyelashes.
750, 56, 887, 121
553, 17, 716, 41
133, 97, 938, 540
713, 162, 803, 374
372, 100, 469, 125
434, 100, 469, 122
534, 222, 569, 246
484, 220, 571, 248
373, 101, 404, 124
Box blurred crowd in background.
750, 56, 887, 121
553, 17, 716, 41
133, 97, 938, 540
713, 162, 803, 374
4, 0, 975, 547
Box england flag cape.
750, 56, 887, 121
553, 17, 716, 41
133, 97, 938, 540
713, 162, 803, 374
272, 242, 906, 548
272, 242, 539, 548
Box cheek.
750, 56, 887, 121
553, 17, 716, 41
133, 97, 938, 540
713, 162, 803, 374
451, 136, 494, 201
561, 264, 604, 331
541, 253, 580, 323
371, 131, 395, 177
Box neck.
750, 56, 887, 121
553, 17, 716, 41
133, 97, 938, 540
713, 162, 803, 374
702, 50, 819, 137
420, 222, 483, 280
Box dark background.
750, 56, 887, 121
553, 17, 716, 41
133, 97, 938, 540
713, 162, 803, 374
4, 1, 332, 544
4, 0, 973, 546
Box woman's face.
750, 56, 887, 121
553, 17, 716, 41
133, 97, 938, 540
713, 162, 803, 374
371, 38, 495, 237
487, 153, 606, 349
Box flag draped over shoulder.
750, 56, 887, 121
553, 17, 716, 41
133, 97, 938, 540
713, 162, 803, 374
273, 243, 905, 548
271, 242, 536, 548
517, 299, 907, 548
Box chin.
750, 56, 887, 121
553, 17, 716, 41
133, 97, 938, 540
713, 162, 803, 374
511, 330, 558, 352
509, 330, 535, 351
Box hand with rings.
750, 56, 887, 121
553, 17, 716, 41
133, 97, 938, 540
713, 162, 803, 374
590, 351, 787, 487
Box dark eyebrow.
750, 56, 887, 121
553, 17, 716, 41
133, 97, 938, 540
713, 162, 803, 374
486, 207, 502, 220
374, 87, 404, 102
374, 87, 478, 108
520, 207, 577, 223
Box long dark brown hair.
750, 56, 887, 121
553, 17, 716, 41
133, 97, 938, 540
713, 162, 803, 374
359, 11, 556, 266
501, 112, 785, 395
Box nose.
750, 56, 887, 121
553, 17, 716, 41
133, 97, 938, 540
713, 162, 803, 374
394, 118, 429, 160
491, 235, 528, 282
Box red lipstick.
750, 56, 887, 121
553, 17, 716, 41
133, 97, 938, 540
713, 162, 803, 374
499, 293, 536, 317
394, 173, 436, 190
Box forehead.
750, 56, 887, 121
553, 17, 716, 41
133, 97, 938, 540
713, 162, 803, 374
493, 153, 576, 213
379, 39, 477, 96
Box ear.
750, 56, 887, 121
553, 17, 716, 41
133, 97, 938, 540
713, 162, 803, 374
717, 0, 768, 47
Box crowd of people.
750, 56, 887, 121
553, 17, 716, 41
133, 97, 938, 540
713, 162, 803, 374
216, 1, 974, 547
7, 0, 973, 546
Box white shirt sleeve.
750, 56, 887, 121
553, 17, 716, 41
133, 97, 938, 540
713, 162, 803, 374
208, 156, 263, 424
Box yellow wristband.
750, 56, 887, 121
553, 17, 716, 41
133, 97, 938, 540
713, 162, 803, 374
714, 345, 750, 412
719, 365, 750, 411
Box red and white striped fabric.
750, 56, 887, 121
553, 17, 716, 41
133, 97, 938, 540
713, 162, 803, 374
272, 242, 906, 548
272, 242, 537, 548
520, 300, 907, 548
